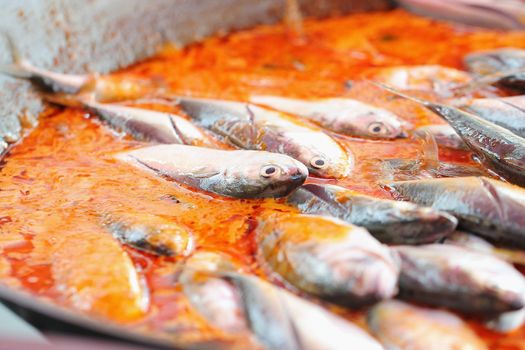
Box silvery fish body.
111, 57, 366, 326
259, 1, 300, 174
368, 300, 487, 350
178, 97, 353, 178
387, 177, 525, 248
118, 145, 308, 198
84, 101, 212, 146
394, 244, 525, 315
250, 95, 408, 139
456, 95, 525, 138
444, 231, 525, 266
398, 0, 525, 29
287, 183, 457, 244
465, 48, 525, 76
180, 252, 385, 350
256, 213, 399, 306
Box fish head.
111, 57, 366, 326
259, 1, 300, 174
339, 108, 410, 139
227, 152, 308, 198
289, 137, 353, 179
258, 214, 400, 305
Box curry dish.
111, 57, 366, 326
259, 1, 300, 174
2, 8, 525, 349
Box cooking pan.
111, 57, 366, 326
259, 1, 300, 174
0, 1, 393, 348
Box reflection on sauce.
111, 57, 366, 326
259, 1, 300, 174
1, 8, 525, 348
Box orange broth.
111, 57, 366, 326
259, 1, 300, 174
1, 8, 525, 348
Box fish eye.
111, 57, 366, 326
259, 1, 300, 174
368, 122, 387, 135
260, 165, 278, 178
310, 156, 327, 169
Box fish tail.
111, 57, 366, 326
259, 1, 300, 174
414, 129, 440, 170
0, 31, 32, 79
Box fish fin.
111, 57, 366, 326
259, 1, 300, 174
0, 32, 31, 78
414, 129, 440, 171
369, 81, 432, 107
245, 104, 258, 147
191, 169, 221, 179
168, 116, 189, 145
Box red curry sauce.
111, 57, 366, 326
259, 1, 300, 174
1, 8, 525, 348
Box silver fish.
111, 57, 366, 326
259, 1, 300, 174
454, 95, 525, 138
371, 65, 471, 94
287, 183, 457, 244
250, 95, 408, 139
379, 158, 487, 181
414, 124, 467, 150
84, 101, 212, 145
386, 176, 525, 248
368, 300, 487, 350
180, 252, 385, 350
101, 211, 194, 257
394, 244, 525, 314
443, 231, 525, 266
397, 0, 525, 29
178, 97, 353, 178
465, 48, 525, 76
256, 213, 399, 306
118, 144, 308, 198
378, 83, 525, 186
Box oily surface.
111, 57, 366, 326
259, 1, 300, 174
1, 9, 525, 348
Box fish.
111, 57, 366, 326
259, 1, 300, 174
397, 0, 525, 29
101, 211, 194, 257
414, 124, 467, 150
0, 59, 156, 102
178, 97, 353, 178
465, 48, 525, 76
386, 176, 525, 249
45, 95, 213, 146
453, 95, 525, 138
378, 158, 488, 181
394, 244, 525, 315
377, 83, 525, 186
286, 183, 457, 244
443, 231, 525, 266
0, 36, 157, 101
370, 65, 471, 94
249, 95, 409, 139
368, 300, 487, 350
50, 229, 148, 322
118, 144, 308, 199
180, 252, 384, 350
256, 213, 399, 306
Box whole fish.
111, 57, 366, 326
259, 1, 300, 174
454, 95, 525, 138
249, 95, 409, 139
370, 65, 471, 94
256, 213, 399, 306
73, 99, 212, 146
0, 59, 156, 102
378, 83, 525, 186
368, 300, 487, 350
180, 252, 385, 350
397, 0, 525, 29
101, 211, 194, 257
394, 244, 525, 315
118, 145, 308, 199
386, 176, 525, 248
443, 231, 525, 266
286, 183, 457, 244
465, 48, 525, 76
379, 158, 487, 181
178, 97, 353, 178
414, 124, 467, 150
